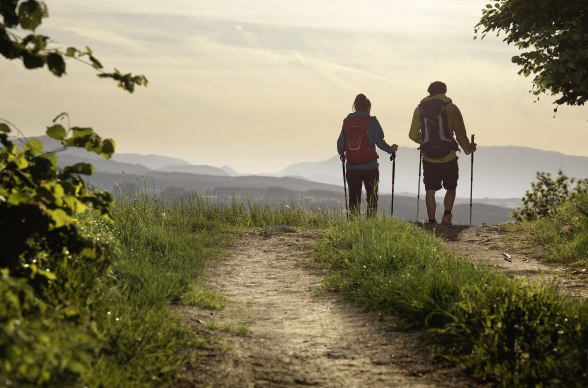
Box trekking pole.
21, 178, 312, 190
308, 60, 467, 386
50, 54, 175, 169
340, 154, 348, 218
416, 149, 422, 222
390, 151, 396, 216
469, 134, 475, 226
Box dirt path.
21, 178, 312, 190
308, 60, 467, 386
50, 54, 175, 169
176, 227, 475, 387
435, 224, 588, 298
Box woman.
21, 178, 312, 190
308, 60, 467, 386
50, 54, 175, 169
337, 93, 398, 217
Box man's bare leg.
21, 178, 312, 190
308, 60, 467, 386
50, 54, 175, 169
425, 190, 437, 222
444, 189, 456, 213
442, 189, 456, 224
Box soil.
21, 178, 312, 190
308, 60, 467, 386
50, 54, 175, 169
175, 227, 476, 387
175, 223, 587, 387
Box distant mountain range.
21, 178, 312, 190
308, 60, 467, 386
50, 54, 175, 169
111, 153, 191, 170
276, 146, 588, 200
18, 136, 588, 224
37, 135, 587, 199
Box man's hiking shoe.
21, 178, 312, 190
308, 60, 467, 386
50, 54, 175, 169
441, 213, 453, 225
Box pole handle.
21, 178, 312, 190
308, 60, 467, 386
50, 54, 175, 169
471, 134, 475, 159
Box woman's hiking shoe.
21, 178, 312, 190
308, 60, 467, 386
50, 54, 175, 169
441, 212, 453, 225
424, 219, 437, 229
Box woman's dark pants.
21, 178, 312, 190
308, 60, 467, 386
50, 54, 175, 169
346, 169, 379, 217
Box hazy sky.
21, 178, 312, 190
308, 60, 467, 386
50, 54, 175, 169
2, 0, 587, 173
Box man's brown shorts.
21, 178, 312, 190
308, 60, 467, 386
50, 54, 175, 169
422, 157, 459, 191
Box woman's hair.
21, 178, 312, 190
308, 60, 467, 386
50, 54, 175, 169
352, 93, 371, 112
427, 81, 447, 96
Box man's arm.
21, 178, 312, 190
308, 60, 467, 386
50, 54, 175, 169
408, 106, 422, 144
448, 104, 473, 155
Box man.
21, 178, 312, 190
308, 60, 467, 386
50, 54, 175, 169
409, 81, 476, 225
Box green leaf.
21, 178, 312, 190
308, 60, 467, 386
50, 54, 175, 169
24, 137, 44, 153
65, 47, 79, 57
5, 292, 22, 311
47, 208, 71, 228
71, 127, 94, 139
7, 192, 31, 205
31, 34, 48, 51
64, 306, 79, 318
36, 267, 57, 281
18, 0, 47, 30
46, 182, 65, 198
97, 71, 148, 93
100, 139, 115, 159
0, 28, 22, 59
64, 195, 87, 213
89, 55, 103, 70
22, 33, 49, 52
46, 124, 67, 140
65, 128, 102, 153
43, 152, 59, 168
64, 162, 94, 176
102, 212, 114, 223
0, 123, 10, 133
81, 247, 97, 259
37, 185, 56, 204
46, 52, 66, 76
22, 51, 45, 69
13, 154, 29, 169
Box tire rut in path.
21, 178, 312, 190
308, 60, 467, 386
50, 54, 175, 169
176, 228, 474, 387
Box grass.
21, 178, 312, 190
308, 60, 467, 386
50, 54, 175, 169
89, 194, 334, 385
81, 195, 237, 386
0, 191, 333, 386
503, 193, 588, 263
5, 188, 588, 386
314, 216, 588, 386
183, 284, 226, 309
206, 321, 251, 336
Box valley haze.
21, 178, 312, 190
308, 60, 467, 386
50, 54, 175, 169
30, 136, 588, 225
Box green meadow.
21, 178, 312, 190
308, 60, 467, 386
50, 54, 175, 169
2, 193, 587, 387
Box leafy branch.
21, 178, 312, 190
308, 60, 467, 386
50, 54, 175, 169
0, 0, 148, 92
475, 0, 588, 107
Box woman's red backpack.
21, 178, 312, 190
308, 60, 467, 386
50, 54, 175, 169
342, 116, 378, 164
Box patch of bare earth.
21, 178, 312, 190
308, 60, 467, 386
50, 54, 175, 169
175, 227, 477, 387
432, 224, 588, 298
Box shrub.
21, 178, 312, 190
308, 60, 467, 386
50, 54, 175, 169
513, 170, 588, 221
437, 281, 588, 386
0, 121, 120, 384
509, 193, 588, 262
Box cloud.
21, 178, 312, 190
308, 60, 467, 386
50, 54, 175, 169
54, 26, 148, 53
